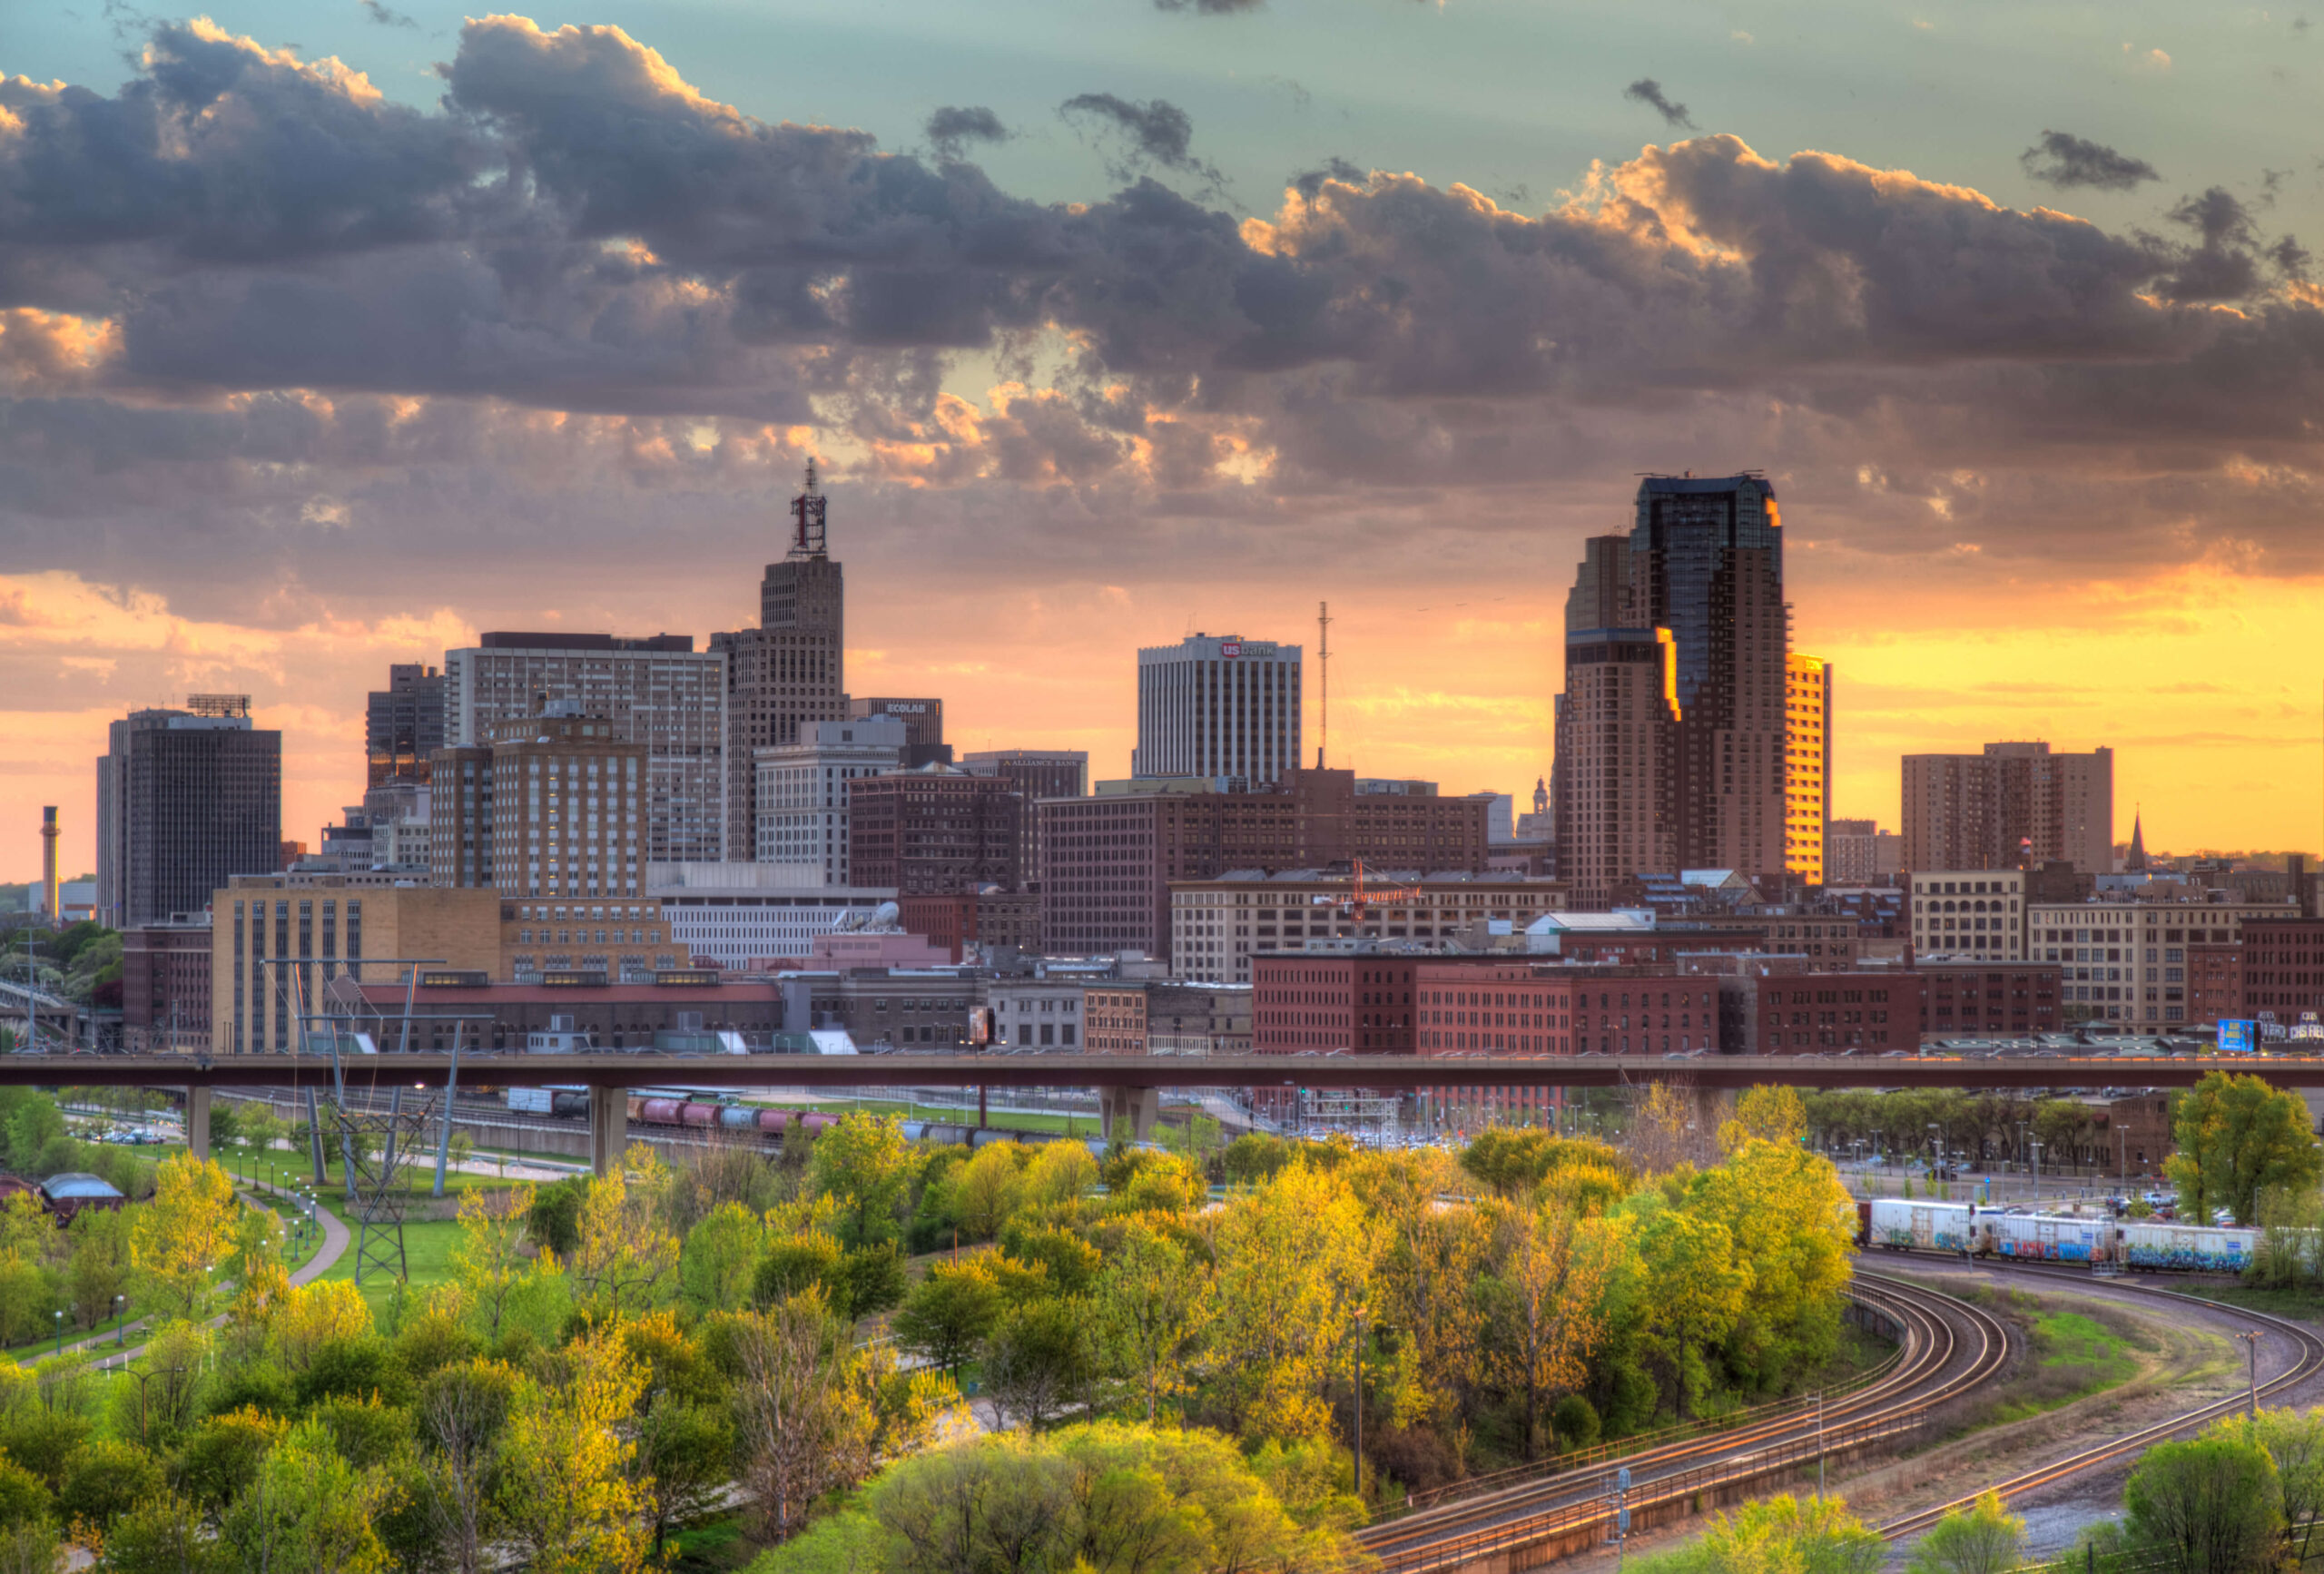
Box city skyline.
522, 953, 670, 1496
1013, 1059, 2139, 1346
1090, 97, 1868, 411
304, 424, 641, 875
10, 6, 2324, 871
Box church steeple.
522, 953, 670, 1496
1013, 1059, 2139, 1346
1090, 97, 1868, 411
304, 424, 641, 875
2126, 807, 2148, 872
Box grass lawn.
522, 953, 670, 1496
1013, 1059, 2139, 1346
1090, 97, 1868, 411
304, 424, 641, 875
788, 1099, 1103, 1138
310, 1216, 465, 1323
1992, 1306, 2145, 1422
228, 1148, 517, 1202
2177, 1283, 2324, 1319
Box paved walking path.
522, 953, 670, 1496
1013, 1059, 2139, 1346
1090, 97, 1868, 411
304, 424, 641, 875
29, 1189, 351, 1372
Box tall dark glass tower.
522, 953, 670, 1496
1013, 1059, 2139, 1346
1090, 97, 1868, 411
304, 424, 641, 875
1554, 474, 1788, 900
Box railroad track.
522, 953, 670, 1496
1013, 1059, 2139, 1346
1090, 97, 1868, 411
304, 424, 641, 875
1361, 1274, 2008, 1573
1878, 1265, 2324, 1540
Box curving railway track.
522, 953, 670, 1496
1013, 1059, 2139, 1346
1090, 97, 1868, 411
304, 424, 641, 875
1361, 1274, 2010, 1573
1876, 1266, 2324, 1540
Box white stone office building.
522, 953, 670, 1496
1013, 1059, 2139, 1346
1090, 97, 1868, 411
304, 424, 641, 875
990, 981, 1086, 1049
1169, 870, 1571, 986
1132, 634, 1302, 787
1908, 870, 2027, 961
646, 863, 896, 969
2029, 900, 2289, 1028
753, 716, 906, 882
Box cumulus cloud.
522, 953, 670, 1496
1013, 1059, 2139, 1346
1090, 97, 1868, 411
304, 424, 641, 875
924, 105, 1009, 160
1290, 157, 1365, 199
2020, 130, 2161, 192
1623, 78, 1695, 129
8, 9, 2324, 624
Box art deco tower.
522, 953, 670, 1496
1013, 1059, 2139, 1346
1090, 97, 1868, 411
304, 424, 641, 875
711, 464, 849, 860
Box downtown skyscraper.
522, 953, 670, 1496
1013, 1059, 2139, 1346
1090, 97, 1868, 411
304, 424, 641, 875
1554, 475, 1789, 906
712, 464, 849, 860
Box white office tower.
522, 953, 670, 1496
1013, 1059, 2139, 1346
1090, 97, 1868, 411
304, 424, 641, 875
753, 716, 907, 883
1132, 634, 1303, 787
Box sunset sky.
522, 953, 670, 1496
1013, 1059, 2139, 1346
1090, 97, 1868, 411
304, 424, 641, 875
8, 0, 2324, 879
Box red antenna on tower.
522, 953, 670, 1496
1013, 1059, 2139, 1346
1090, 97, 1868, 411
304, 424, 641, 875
789, 459, 827, 559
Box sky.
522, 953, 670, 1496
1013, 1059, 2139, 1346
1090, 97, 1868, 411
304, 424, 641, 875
7, 0, 2324, 879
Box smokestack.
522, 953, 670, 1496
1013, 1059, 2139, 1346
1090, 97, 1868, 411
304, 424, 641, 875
38, 808, 58, 925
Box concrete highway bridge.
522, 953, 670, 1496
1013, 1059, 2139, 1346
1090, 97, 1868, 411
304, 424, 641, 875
12, 1048, 2319, 1173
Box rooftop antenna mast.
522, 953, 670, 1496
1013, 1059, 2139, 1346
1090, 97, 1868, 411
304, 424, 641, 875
789, 459, 827, 559
1317, 600, 1332, 770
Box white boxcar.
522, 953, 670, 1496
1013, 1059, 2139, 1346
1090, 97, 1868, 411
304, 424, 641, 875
1866, 1199, 1974, 1254
1987, 1212, 2114, 1264
2120, 1220, 2259, 1273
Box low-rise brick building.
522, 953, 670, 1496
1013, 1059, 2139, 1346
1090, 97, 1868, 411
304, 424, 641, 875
123, 917, 212, 1053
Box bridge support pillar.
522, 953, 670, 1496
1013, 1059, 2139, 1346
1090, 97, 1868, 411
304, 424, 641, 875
185, 1086, 212, 1162
589, 1087, 627, 1177
1099, 1086, 1158, 1145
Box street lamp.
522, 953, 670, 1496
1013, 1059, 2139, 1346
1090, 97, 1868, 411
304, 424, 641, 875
52, 1309, 63, 1358
2234, 1331, 2262, 1421
113, 1294, 125, 1348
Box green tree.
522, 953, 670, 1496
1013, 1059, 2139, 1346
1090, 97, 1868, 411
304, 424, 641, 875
64, 1205, 131, 1330
131, 1156, 240, 1320
634, 1395, 734, 1559
58, 1436, 165, 1530
810, 1115, 915, 1248
1627, 1189, 1749, 1421
1906, 1491, 2026, 1574
680, 1200, 763, 1314
751, 1420, 1368, 1574
411, 1358, 517, 1574
1489, 1198, 1615, 1460
984, 1297, 1095, 1431
221, 1417, 395, 1574
731, 1289, 886, 1543
2167, 1073, 2323, 1225
1205, 1162, 1375, 1445
892, 1257, 1003, 1378
494, 1326, 649, 1573
754, 1229, 843, 1309
1092, 1225, 1208, 1424
2218, 1408, 2324, 1567
1722, 1086, 1809, 1151
103, 1490, 232, 1574
529, 1179, 586, 1257
1641, 1494, 1885, 1574
2124, 1433, 2284, 1574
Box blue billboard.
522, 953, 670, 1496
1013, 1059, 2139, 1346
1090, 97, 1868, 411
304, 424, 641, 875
2219, 1019, 2259, 1054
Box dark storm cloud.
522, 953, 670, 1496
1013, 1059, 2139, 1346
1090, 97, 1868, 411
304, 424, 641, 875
2020, 131, 2160, 192
0, 22, 487, 272
924, 106, 1009, 160
1623, 78, 1694, 130
11, 15, 2324, 593
1059, 93, 1226, 191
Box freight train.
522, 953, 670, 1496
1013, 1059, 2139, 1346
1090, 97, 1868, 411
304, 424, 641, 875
1856, 1197, 2259, 1274
509, 1088, 1108, 1154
